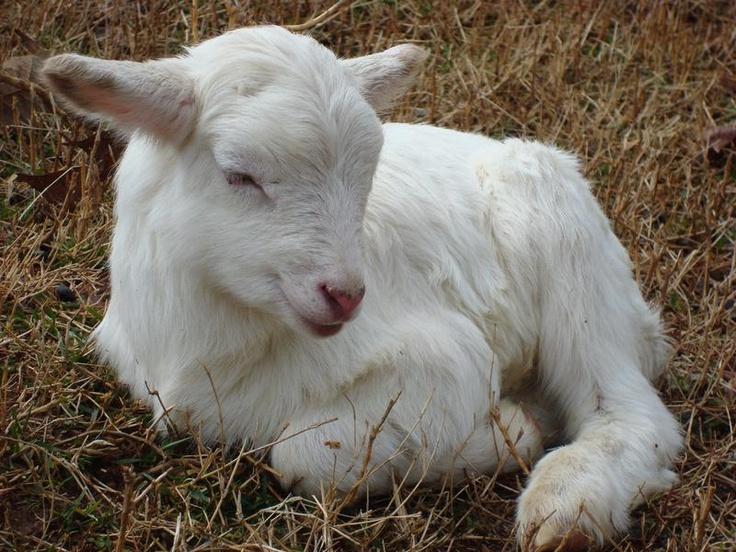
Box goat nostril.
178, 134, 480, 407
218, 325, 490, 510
321, 284, 365, 319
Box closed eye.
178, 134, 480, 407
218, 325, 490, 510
226, 172, 261, 190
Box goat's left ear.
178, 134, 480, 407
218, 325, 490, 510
342, 44, 428, 113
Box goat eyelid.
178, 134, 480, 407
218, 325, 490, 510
226, 172, 262, 190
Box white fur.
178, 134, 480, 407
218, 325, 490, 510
43, 26, 682, 549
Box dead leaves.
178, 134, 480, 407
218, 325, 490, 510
16, 168, 83, 208
0, 54, 49, 123
0, 31, 50, 124
11, 129, 122, 211
65, 131, 122, 183
2, 30, 123, 213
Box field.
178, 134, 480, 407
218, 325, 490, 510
1, 0, 734, 550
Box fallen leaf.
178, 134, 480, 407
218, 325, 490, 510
1, 52, 49, 123
704, 123, 736, 154
66, 130, 124, 182
0, 82, 33, 123
14, 29, 49, 57
17, 167, 82, 208
2, 54, 45, 82
703, 122, 736, 165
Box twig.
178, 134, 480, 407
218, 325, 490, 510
490, 406, 531, 477
0, 69, 54, 105
284, 0, 354, 32
115, 466, 136, 552
337, 391, 402, 509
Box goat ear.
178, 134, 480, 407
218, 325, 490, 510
42, 54, 196, 142
342, 44, 428, 113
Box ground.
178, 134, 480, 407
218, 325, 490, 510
1, 1, 734, 550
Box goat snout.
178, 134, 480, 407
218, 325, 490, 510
319, 283, 365, 321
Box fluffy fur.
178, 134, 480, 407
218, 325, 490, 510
43, 26, 682, 550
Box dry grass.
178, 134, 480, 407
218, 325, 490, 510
1, 1, 734, 550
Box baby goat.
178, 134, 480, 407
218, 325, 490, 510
43, 26, 682, 550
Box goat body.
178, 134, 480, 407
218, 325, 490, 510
43, 26, 682, 550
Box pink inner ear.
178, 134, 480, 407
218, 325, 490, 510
74, 80, 139, 120
75, 80, 191, 139
52, 58, 196, 142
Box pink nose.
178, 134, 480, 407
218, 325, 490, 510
321, 284, 365, 320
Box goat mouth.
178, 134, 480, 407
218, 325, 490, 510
303, 319, 344, 338
285, 303, 345, 337
290, 306, 345, 337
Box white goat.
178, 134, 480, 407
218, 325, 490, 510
43, 26, 682, 550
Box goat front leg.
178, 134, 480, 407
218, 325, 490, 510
476, 139, 683, 549
517, 373, 681, 550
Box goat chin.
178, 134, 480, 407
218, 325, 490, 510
43, 25, 682, 550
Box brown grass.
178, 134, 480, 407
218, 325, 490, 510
1, 1, 734, 550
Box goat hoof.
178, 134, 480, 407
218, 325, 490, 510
534, 531, 589, 552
